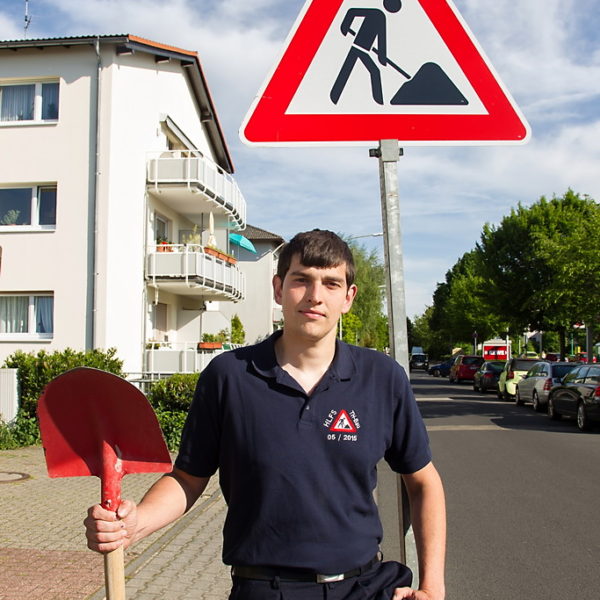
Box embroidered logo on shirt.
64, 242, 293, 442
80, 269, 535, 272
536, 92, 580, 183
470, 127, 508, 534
330, 410, 357, 432
323, 409, 360, 442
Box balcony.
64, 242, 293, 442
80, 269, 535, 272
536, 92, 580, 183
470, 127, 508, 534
144, 341, 243, 376
147, 152, 246, 230
146, 244, 245, 301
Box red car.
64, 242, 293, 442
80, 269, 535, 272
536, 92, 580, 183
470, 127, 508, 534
449, 355, 485, 383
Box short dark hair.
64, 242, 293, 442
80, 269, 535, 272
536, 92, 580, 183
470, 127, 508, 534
276, 229, 355, 287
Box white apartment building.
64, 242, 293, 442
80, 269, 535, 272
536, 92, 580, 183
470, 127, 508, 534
0, 34, 262, 377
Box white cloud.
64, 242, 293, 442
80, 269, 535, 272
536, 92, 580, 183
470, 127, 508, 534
0, 12, 25, 40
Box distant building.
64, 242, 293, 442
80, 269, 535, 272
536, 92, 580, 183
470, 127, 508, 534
0, 34, 264, 377
218, 225, 285, 344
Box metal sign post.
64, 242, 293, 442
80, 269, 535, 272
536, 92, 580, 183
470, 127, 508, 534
373, 140, 409, 371
371, 139, 411, 566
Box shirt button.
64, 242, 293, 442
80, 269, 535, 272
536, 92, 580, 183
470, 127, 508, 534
305, 406, 310, 410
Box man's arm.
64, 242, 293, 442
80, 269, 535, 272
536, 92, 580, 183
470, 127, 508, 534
84, 467, 210, 553
397, 462, 446, 600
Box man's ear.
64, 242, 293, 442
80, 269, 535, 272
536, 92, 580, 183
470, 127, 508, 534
342, 284, 358, 314
273, 274, 283, 305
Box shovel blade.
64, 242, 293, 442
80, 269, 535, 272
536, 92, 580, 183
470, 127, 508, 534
38, 367, 172, 481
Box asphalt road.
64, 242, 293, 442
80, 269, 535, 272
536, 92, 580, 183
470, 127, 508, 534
410, 370, 600, 600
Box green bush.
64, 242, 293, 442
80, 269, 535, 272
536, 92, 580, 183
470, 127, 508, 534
0, 414, 41, 450
147, 373, 199, 452
154, 409, 188, 452
146, 372, 199, 412
0, 348, 124, 449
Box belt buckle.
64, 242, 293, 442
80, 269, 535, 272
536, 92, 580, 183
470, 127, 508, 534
316, 573, 345, 583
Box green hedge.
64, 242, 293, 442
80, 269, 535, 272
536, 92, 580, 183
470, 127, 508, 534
0, 350, 199, 453
147, 373, 199, 452
0, 348, 124, 450
0, 414, 40, 449
2, 348, 124, 419
146, 372, 198, 412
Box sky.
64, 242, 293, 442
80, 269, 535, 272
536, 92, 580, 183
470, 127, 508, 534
1, 0, 599, 318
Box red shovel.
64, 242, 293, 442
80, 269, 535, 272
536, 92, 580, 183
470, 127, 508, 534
37, 367, 173, 600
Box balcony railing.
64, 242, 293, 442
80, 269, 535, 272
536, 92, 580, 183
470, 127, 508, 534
143, 341, 243, 376
146, 244, 245, 301
147, 152, 246, 230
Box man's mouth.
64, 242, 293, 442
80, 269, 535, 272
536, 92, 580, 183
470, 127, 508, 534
301, 309, 325, 319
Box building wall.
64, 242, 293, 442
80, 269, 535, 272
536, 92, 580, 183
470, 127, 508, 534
0, 47, 97, 362
95, 49, 221, 373
1, 42, 230, 374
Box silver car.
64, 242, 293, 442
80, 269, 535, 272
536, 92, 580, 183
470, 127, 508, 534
515, 361, 578, 411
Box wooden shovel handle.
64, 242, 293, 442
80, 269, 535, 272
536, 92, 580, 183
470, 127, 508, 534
104, 545, 126, 600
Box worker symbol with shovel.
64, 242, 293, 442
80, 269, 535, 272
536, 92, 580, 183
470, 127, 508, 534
330, 0, 468, 107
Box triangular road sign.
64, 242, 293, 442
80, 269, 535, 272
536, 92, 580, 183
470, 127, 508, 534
240, 0, 530, 146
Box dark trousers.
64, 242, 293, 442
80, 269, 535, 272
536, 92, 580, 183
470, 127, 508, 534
228, 561, 412, 600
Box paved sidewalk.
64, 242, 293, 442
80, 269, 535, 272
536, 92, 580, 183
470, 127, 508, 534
0, 446, 231, 600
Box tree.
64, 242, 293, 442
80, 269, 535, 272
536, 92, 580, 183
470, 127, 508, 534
342, 237, 387, 349
231, 314, 246, 344
531, 191, 600, 325
477, 190, 600, 352
412, 306, 448, 358
341, 312, 362, 345
427, 250, 504, 351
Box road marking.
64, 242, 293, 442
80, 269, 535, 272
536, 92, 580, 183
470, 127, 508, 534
427, 424, 503, 431
417, 396, 503, 404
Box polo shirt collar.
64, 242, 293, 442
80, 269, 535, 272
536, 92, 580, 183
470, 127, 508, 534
250, 330, 357, 383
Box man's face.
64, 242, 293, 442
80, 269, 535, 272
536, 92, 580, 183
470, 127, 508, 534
273, 254, 357, 343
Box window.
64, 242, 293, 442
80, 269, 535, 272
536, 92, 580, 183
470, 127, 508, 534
151, 303, 168, 342
585, 366, 600, 384
0, 295, 53, 338
572, 367, 589, 384
155, 214, 169, 242
0, 81, 59, 123
0, 186, 56, 228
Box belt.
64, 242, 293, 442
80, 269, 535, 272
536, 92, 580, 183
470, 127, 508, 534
231, 554, 380, 584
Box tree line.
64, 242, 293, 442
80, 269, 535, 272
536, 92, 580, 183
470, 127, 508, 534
412, 190, 599, 358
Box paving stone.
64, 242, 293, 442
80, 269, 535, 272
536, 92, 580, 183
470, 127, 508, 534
1, 446, 231, 600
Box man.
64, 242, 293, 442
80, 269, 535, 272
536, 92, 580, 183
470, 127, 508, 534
85, 230, 446, 599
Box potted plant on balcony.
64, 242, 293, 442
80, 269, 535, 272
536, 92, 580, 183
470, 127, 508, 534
182, 224, 202, 248
204, 245, 237, 264
197, 331, 228, 350
156, 235, 173, 252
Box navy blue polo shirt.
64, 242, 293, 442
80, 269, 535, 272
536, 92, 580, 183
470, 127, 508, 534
175, 331, 431, 574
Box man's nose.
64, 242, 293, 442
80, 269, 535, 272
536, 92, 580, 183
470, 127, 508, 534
306, 281, 323, 303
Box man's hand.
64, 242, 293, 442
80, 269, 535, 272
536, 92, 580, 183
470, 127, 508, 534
84, 499, 137, 553
393, 587, 444, 599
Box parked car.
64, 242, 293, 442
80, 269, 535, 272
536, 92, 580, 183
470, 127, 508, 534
547, 364, 600, 431
449, 355, 484, 383
472, 361, 505, 393
428, 358, 454, 377
515, 361, 578, 411
409, 353, 429, 372
497, 358, 539, 400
